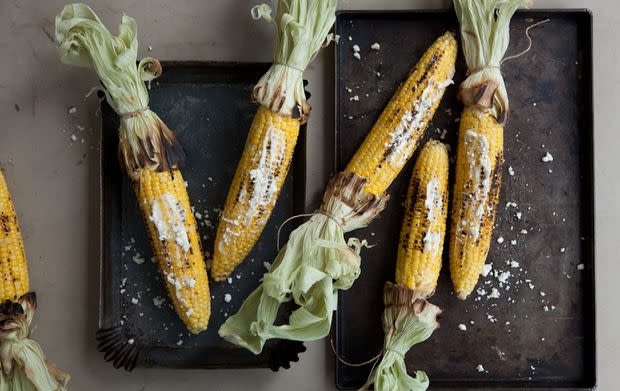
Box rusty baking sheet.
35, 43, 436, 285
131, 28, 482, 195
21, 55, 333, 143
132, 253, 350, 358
98, 61, 306, 370
334, 10, 594, 390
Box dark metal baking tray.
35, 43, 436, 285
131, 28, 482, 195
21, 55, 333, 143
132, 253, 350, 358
98, 61, 306, 370
334, 10, 594, 390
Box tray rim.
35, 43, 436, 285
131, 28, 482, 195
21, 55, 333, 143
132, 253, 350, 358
333, 8, 596, 390
97, 60, 307, 371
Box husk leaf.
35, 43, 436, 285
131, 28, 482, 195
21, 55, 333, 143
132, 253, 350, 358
359, 283, 441, 391
454, 0, 528, 123
0, 293, 70, 391
219, 172, 388, 354
55, 3, 185, 181
251, 0, 337, 122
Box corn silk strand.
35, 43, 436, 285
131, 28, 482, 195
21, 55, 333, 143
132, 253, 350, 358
219, 172, 388, 354
359, 283, 441, 391
454, 0, 529, 122
0, 294, 70, 391
251, 0, 337, 122
55, 3, 184, 180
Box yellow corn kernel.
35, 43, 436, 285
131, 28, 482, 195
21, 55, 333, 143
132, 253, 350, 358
136, 169, 211, 333
0, 171, 29, 302
212, 105, 300, 281
395, 140, 449, 297
346, 32, 457, 196
449, 106, 503, 300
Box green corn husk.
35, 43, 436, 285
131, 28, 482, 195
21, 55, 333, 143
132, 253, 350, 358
55, 3, 184, 181
219, 172, 388, 354
251, 0, 337, 122
454, 0, 529, 123
359, 283, 441, 391
0, 293, 70, 391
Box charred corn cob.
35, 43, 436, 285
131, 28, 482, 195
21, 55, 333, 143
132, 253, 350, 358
0, 171, 28, 302
0, 170, 70, 387
395, 140, 449, 297
346, 32, 457, 196
137, 169, 210, 333
212, 0, 337, 281
450, 0, 526, 299
212, 106, 300, 281
56, 4, 210, 332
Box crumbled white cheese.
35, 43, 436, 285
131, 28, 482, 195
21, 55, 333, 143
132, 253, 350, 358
186, 308, 193, 317
131, 298, 139, 304
476, 364, 485, 372
510, 240, 517, 245
577, 263, 585, 270
150, 193, 191, 252
224, 294, 232, 303
70, 134, 77, 142
68, 106, 77, 114
516, 211, 522, 219
350, 95, 359, 101
497, 236, 504, 244
498, 271, 511, 283
195, 211, 202, 220
540, 291, 546, 296
543, 306, 549, 312
153, 296, 165, 307
120, 289, 126, 294
560, 247, 566, 253
177, 340, 183, 346
132, 254, 145, 264
458, 324, 467, 331
487, 288, 500, 299
520, 229, 528, 234
541, 152, 553, 162
510, 261, 520, 268
508, 166, 515, 176
370, 42, 380, 50
352, 44, 360, 52
353, 52, 361, 60
481, 264, 492, 277
348, 35, 352, 41
227, 277, 232, 284
528, 283, 535, 289
128, 339, 134, 344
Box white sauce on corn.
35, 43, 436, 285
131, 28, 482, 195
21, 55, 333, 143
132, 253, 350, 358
422, 178, 442, 255
150, 192, 190, 253
384, 77, 454, 169
457, 129, 492, 241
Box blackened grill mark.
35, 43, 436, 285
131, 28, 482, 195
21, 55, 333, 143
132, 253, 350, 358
474, 150, 503, 246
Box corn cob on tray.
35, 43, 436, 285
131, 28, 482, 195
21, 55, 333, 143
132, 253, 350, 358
98, 62, 305, 370
334, 10, 594, 390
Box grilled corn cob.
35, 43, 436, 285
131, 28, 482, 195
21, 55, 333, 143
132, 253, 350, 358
212, 106, 299, 281
212, 0, 337, 281
395, 140, 449, 297
450, 0, 526, 299
56, 4, 210, 332
346, 32, 457, 196
361, 141, 447, 391
0, 171, 28, 302
0, 170, 70, 388
137, 169, 210, 333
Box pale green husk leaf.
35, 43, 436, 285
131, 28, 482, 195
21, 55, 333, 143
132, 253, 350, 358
454, 0, 528, 122
219, 172, 388, 354
251, 0, 337, 122
0, 294, 69, 391
55, 3, 184, 180
359, 283, 441, 391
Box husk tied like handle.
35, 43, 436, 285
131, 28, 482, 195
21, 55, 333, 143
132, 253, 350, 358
0, 293, 70, 391
454, 0, 529, 124
359, 283, 441, 391
55, 3, 185, 181
219, 172, 388, 354
251, 0, 337, 123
